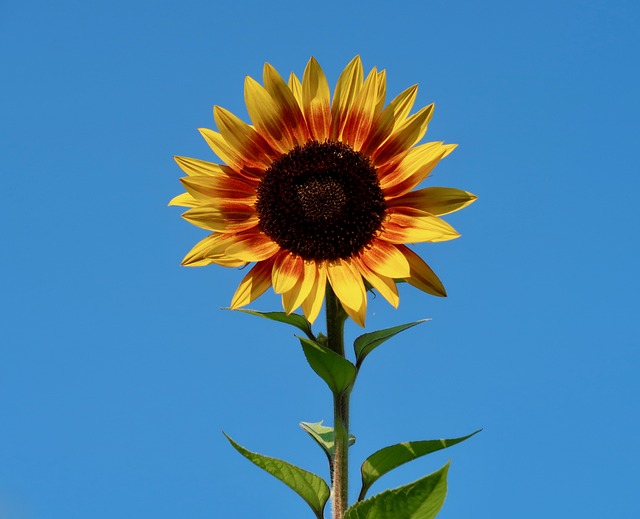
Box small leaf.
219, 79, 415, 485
300, 421, 356, 461
345, 463, 449, 519
354, 319, 429, 368
232, 308, 314, 339
299, 337, 357, 394
359, 430, 480, 499
224, 432, 329, 519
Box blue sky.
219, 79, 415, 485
1, 0, 639, 517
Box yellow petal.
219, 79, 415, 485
341, 296, 367, 327
353, 256, 399, 308
381, 211, 460, 243
327, 259, 366, 315
272, 252, 304, 294
302, 262, 327, 323
396, 245, 446, 297
378, 142, 448, 196
302, 57, 331, 141
288, 72, 303, 108
330, 56, 364, 141
168, 192, 198, 207
230, 260, 274, 309
244, 75, 294, 154
361, 84, 418, 157
182, 204, 259, 233
179, 173, 256, 204
374, 69, 387, 116
263, 63, 309, 145
372, 104, 435, 166
282, 260, 317, 314
387, 187, 477, 216
198, 127, 263, 180
181, 233, 236, 266
174, 156, 226, 177
359, 239, 411, 278
214, 106, 276, 166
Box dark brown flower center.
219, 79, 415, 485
256, 140, 386, 262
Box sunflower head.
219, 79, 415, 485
170, 56, 476, 326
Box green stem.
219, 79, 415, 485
326, 285, 350, 519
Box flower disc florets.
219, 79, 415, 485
256, 140, 386, 262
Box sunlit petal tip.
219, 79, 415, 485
327, 259, 367, 318
342, 298, 367, 327
300, 262, 326, 323
397, 245, 448, 297
168, 192, 198, 207
230, 260, 274, 309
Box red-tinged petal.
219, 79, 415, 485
387, 187, 477, 216
330, 56, 364, 141
198, 127, 264, 180
381, 212, 460, 243
244, 75, 295, 154
230, 259, 275, 309
302, 57, 331, 141
263, 63, 310, 145
168, 192, 198, 207
378, 142, 447, 195
282, 260, 317, 314
359, 238, 410, 278
327, 258, 366, 315
214, 106, 277, 166
361, 85, 418, 157
182, 204, 259, 233
272, 252, 304, 294
396, 245, 446, 297
372, 104, 434, 166
302, 262, 327, 323
180, 174, 257, 204
225, 231, 280, 262
384, 145, 456, 199
352, 256, 399, 308
342, 67, 381, 151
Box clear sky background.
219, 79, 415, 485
1, 0, 639, 518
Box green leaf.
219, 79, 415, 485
344, 463, 449, 519
359, 430, 480, 499
298, 337, 357, 395
300, 421, 356, 462
232, 308, 314, 339
224, 432, 329, 519
353, 319, 429, 368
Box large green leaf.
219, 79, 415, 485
353, 319, 429, 368
344, 463, 449, 519
232, 308, 314, 339
359, 430, 480, 499
224, 432, 329, 519
298, 337, 357, 395
300, 421, 356, 462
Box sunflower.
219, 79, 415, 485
170, 56, 475, 326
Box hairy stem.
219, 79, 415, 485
326, 285, 349, 518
